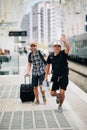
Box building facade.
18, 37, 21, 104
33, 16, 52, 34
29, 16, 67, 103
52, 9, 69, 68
62, 0, 86, 38
28, 1, 64, 44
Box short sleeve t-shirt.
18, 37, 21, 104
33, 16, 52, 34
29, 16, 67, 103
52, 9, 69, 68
28, 50, 46, 76
28, 50, 46, 63
47, 50, 69, 76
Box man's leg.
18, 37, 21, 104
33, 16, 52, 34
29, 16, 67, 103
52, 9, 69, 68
33, 86, 40, 105
50, 90, 60, 104
39, 74, 45, 96
39, 74, 47, 104
39, 85, 47, 104
32, 75, 40, 105
39, 85, 45, 96
58, 76, 68, 108
50, 81, 60, 102
34, 86, 39, 100
57, 89, 65, 112
59, 89, 65, 107
50, 91, 57, 96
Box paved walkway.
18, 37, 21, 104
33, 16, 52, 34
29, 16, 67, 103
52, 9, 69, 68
0, 55, 87, 130
0, 79, 87, 130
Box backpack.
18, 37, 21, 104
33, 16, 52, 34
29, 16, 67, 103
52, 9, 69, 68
29, 50, 47, 65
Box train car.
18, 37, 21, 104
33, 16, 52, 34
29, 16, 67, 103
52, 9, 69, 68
67, 33, 87, 65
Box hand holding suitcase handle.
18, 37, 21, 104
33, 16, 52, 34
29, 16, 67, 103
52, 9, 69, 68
24, 75, 31, 84
25, 73, 30, 77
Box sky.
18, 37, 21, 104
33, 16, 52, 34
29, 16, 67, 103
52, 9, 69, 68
24, 0, 48, 14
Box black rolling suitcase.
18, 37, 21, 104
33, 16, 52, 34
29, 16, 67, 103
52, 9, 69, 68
20, 76, 35, 102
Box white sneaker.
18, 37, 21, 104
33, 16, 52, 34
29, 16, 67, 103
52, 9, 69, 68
33, 100, 40, 106
58, 106, 63, 113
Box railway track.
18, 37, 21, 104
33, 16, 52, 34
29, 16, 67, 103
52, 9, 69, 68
68, 61, 87, 93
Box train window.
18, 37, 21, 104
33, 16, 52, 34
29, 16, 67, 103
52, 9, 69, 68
76, 40, 87, 48
76, 40, 83, 48
85, 25, 87, 32
83, 40, 87, 47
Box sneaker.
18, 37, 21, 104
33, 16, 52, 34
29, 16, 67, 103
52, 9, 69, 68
56, 94, 60, 104
33, 100, 40, 105
58, 105, 63, 113
43, 96, 47, 105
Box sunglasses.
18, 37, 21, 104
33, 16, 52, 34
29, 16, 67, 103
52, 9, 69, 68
54, 45, 61, 47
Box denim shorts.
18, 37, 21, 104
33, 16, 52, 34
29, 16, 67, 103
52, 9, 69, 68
32, 73, 45, 87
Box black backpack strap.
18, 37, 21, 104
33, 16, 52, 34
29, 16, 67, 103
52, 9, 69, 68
28, 52, 32, 63
38, 50, 47, 65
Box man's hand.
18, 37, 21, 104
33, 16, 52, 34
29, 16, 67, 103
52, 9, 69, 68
60, 34, 66, 43
60, 34, 70, 54
25, 73, 29, 77
44, 73, 48, 81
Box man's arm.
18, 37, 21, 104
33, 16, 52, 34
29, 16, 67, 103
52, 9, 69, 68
44, 56, 48, 61
61, 34, 70, 54
25, 63, 32, 76
44, 64, 50, 80
40, 50, 48, 61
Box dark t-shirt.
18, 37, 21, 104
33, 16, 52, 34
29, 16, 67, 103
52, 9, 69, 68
47, 50, 69, 76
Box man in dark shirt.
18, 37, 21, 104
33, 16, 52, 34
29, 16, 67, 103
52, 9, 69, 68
45, 34, 70, 112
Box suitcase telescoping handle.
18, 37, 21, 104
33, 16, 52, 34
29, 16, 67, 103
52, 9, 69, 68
24, 75, 30, 84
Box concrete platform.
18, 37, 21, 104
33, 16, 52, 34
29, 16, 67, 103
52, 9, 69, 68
0, 79, 87, 130
0, 55, 87, 130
